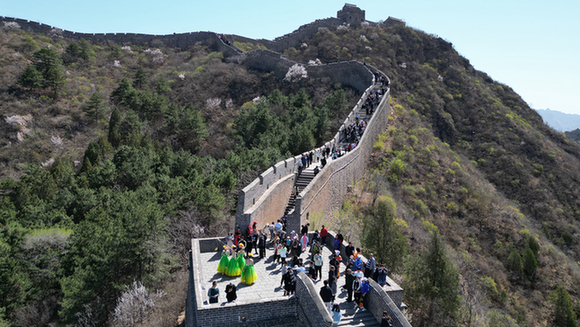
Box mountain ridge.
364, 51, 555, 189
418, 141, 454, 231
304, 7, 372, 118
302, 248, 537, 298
1, 6, 579, 327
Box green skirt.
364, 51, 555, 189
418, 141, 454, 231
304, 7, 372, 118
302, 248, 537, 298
241, 264, 257, 285
217, 252, 230, 274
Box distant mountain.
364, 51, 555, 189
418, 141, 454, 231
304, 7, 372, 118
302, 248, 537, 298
535, 108, 580, 131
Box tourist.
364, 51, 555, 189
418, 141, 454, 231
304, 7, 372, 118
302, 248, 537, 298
208, 281, 219, 304
269, 222, 276, 242
360, 277, 370, 311
365, 253, 376, 278
301, 233, 308, 251
234, 226, 242, 246
320, 225, 328, 243
345, 242, 354, 258
329, 266, 338, 295
280, 261, 289, 286
307, 262, 316, 280
331, 303, 342, 326
377, 266, 389, 287
320, 280, 334, 311
345, 268, 354, 302
258, 232, 266, 258
282, 269, 293, 295
313, 251, 323, 280
225, 282, 237, 303
353, 276, 362, 307
380, 311, 393, 327
279, 242, 287, 264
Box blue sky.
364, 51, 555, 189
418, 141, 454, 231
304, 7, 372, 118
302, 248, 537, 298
3, 0, 579, 115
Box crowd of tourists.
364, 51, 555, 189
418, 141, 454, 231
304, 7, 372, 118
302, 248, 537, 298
297, 76, 388, 178
210, 221, 394, 326
208, 67, 392, 324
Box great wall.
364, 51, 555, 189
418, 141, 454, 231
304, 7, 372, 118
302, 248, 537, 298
2, 4, 411, 326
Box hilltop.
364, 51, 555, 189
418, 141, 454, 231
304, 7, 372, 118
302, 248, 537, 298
1, 6, 580, 327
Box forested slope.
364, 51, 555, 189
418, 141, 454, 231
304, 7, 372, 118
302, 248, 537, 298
0, 25, 358, 326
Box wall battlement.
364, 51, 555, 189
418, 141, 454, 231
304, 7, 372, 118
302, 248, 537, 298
1, 4, 404, 55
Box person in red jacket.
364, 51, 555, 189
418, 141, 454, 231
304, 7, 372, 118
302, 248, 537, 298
320, 225, 328, 245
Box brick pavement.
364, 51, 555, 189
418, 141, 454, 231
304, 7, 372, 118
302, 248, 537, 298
199, 242, 343, 306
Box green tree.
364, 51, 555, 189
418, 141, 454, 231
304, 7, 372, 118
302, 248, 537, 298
506, 248, 524, 279
17, 65, 43, 89
404, 231, 461, 326
549, 284, 578, 327
32, 48, 65, 96
108, 108, 122, 147
83, 92, 107, 124
110, 78, 133, 104
522, 246, 537, 279
362, 196, 408, 272
133, 66, 147, 89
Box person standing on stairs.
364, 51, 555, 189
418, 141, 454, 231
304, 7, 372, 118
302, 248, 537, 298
331, 303, 342, 326
320, 280, 333, 311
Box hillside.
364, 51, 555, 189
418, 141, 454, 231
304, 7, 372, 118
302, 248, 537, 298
274, 21, 580, 326
0, 23, 359, 326
1, 11, 580, 327
535, 108, 580, 132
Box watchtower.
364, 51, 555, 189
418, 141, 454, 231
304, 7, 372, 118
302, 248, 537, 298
337, 3, 366, 26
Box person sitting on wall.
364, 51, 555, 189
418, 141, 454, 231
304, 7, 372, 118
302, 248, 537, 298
314, 165, 320, 175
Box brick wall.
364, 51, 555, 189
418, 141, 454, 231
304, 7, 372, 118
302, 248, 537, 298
295, 272, 333, 327
196, 298, 298, 327
367, 279, 411, 327
295, 86, 390, 228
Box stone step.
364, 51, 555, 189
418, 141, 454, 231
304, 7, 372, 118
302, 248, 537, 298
338, 310, 378, 326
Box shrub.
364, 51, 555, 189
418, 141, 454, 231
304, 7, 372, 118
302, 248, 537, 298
562, 231, 573, 246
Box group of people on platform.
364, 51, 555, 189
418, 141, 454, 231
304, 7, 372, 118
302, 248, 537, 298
211, 221, 394, 325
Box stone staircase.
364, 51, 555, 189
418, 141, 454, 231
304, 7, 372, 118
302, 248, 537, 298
284, 168, 316, 215
283, 94, 377, 217
336, 301, 380, 326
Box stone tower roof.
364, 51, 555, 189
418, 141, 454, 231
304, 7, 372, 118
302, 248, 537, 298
337, 3, 365, 26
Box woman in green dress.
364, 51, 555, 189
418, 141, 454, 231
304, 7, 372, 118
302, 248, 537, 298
241, 254, 258, 285
236, 248, 246, 271
217, 245, 230, 274
226, 247, 242, 277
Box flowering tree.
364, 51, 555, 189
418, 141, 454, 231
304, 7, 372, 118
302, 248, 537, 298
112, 281, 165, 327
206, 98, 222, 110
284, 64, 307, 82
143, 48, 165, 64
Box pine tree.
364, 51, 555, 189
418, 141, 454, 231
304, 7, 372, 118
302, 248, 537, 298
108, 108, 122, 147
506, 248, 524, 279
549, 284, 578, 327
17, 65, 44, 89
404, 231, 461, 325
522, 246, 537, 279
83, 93, 106, 124
362, 195, 408, 272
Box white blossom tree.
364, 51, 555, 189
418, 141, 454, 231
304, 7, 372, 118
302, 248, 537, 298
112, 281, 165, 327
284, 64, 307, 82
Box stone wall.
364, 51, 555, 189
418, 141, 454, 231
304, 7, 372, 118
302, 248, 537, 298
295, 272, 333, 327
293, 84, 390, 230
187, 238, 301, 327
0, 16, 240, 56
237, 173, 295, 233
367, 279, 412, 327
235, 53, 374, 232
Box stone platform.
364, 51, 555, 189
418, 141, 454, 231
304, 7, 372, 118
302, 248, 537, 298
198, 242, 337, 305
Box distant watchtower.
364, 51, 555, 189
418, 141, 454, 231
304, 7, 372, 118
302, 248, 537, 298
337, 3, 366, 26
